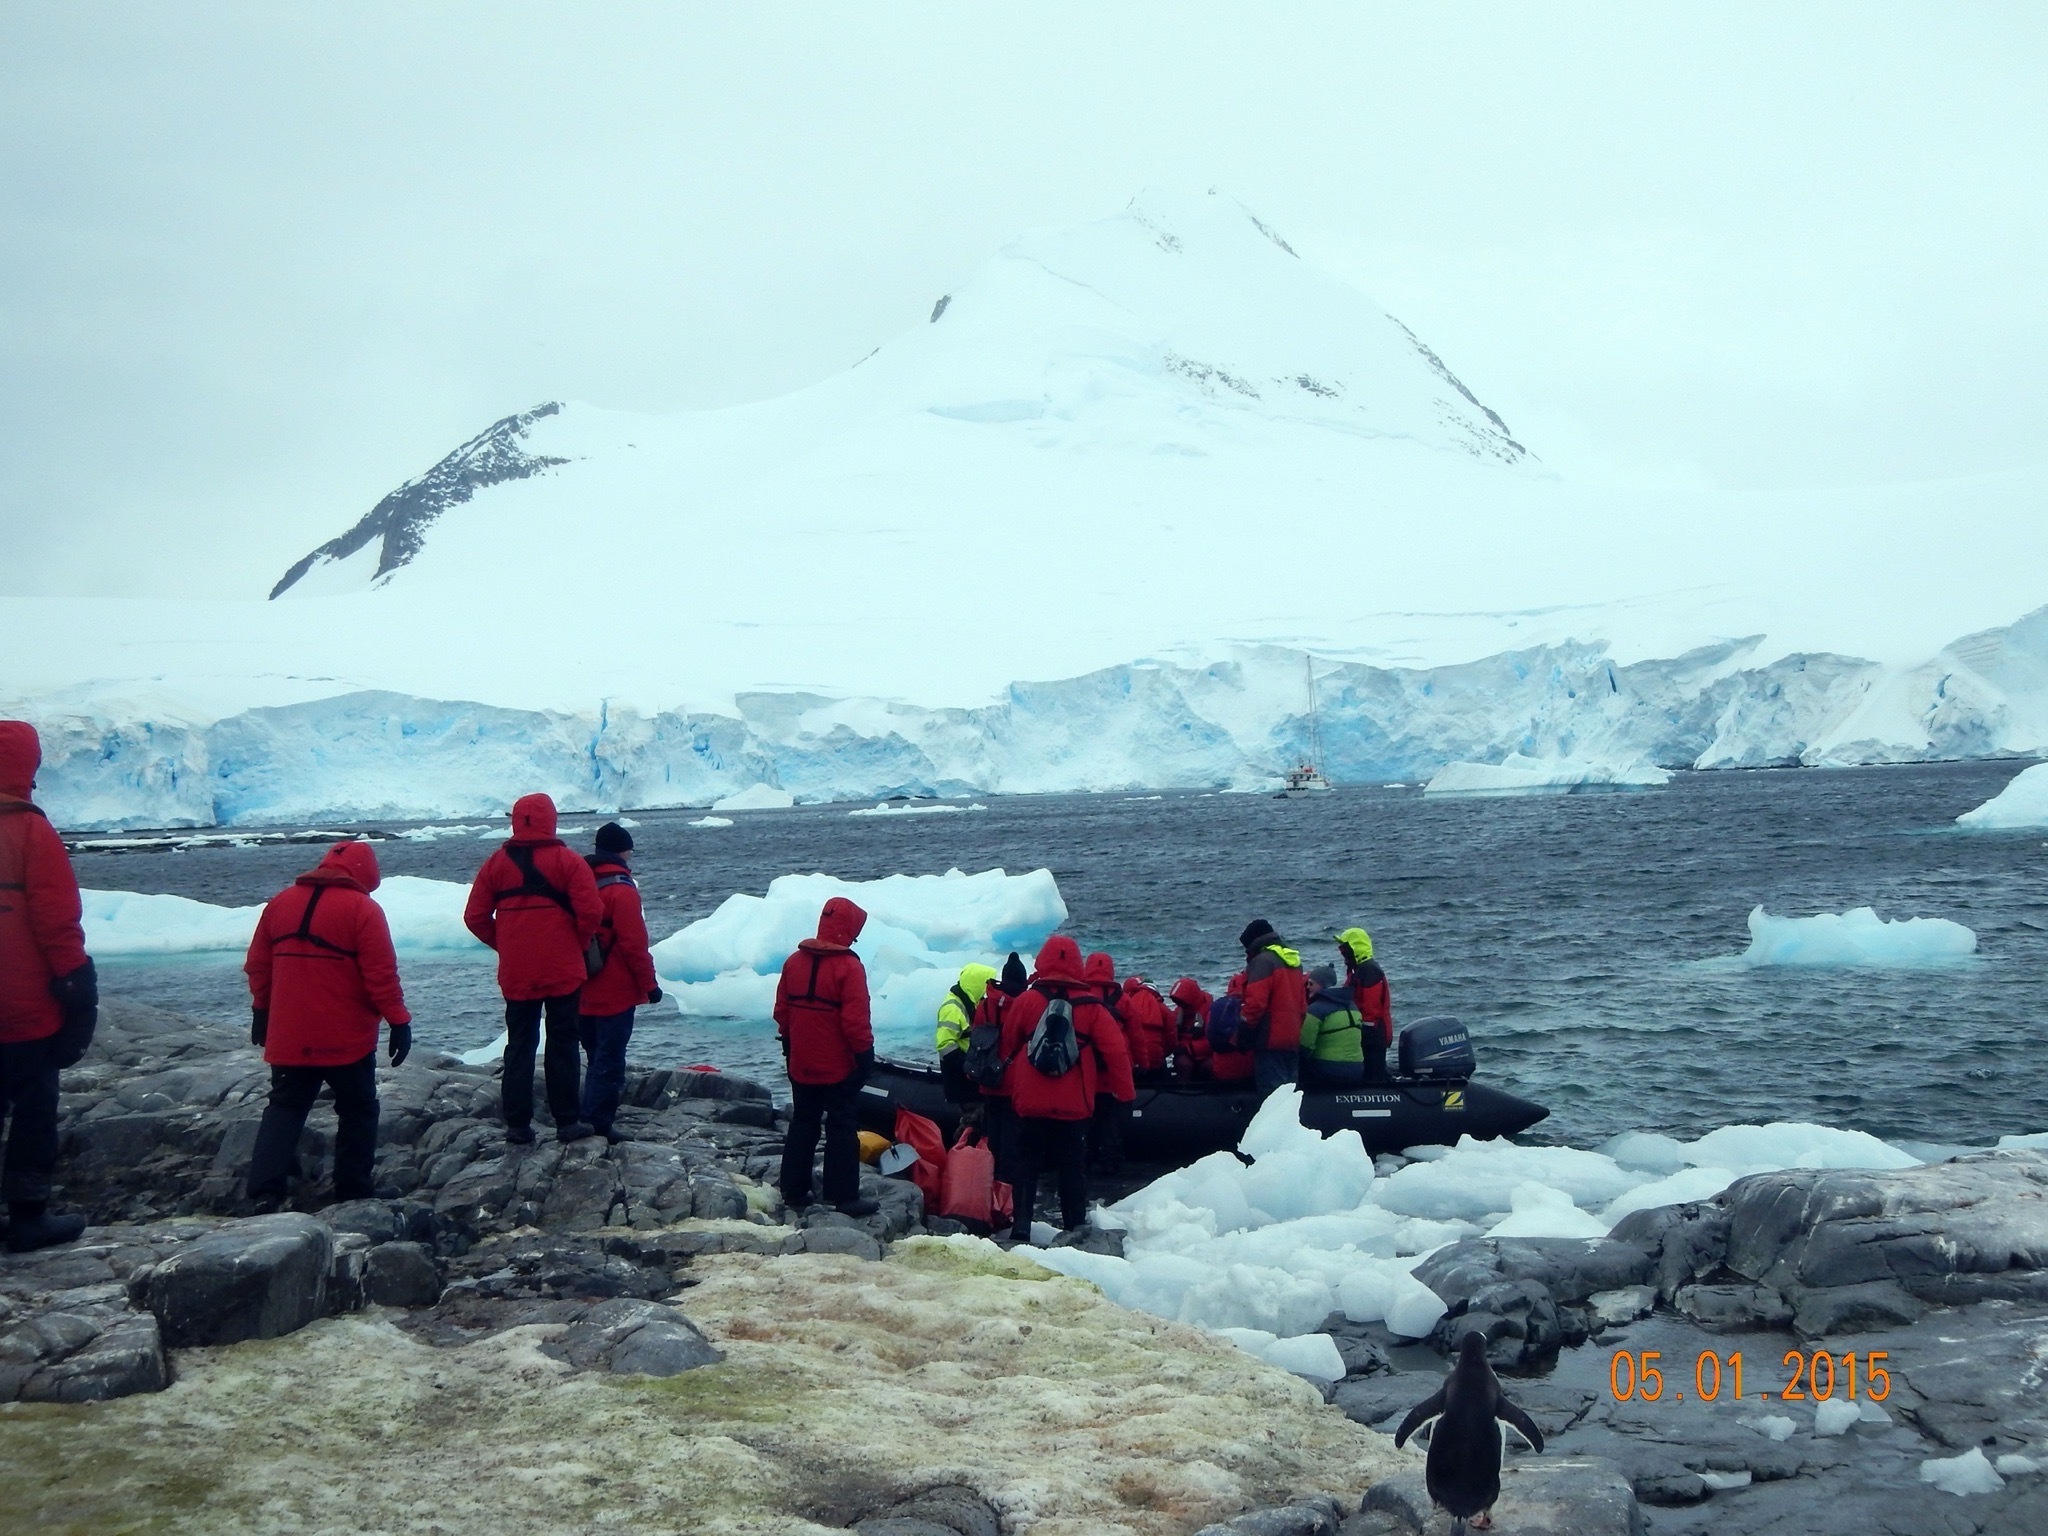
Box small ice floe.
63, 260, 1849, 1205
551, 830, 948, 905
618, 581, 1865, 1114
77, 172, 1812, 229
1700, 1470, 1752, 1491
1422, 753, 1670, 795
711, 784, 796, 812
1723, 906, 1977, 968
1753, 1415, 1797, 1442
1995, 1454, 2040, 1476
1920, 1447, 2006, 1496
688, 816, 735, 828
847, 801, 987, 817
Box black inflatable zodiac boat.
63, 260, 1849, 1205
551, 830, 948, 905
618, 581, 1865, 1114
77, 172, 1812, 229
854, 1016, 1548, 1160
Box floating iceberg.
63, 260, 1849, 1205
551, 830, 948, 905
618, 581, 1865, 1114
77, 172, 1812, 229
649, 868, 1065, 1049
687, 816, 735, 828
1730, 906, 1978, 968
1422, 753, 1671, 796
711, 785, 796, 812
1956, 762, 2048, 830
83, 875, 483, 958
847, 802, 988, 817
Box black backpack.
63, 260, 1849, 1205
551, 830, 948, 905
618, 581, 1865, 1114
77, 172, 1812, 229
1026, 995, 1083, 1077
964, 997, 1009, 1088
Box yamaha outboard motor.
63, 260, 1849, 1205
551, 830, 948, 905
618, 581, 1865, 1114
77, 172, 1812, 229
1398, 1016, 1475, 1081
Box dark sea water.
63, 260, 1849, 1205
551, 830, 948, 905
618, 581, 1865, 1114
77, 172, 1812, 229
79, 760, 2046, 1151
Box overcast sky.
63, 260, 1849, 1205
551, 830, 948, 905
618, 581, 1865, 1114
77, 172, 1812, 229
4, 3, 2044, 597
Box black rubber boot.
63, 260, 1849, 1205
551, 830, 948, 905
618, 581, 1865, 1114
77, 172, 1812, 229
6, 1204, 87, 1254
555, 1121, 598, 1144
834, 1197, 879, 1218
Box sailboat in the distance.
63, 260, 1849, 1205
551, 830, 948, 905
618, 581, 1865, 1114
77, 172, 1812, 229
1279, 655, 1334, 796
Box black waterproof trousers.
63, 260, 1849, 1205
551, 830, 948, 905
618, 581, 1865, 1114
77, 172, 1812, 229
1011, 1116, 1090, 1240
246, 1052, 379, 1202
1254, 1048, 1298, 1097
503, 992, 583, 1131
1088, 1095, 1129, 1176
779, 1076, 863, 1206
0, 1039, 59, 1205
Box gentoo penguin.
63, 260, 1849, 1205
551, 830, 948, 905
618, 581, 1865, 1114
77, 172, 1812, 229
1393, 1332, 1545, 1533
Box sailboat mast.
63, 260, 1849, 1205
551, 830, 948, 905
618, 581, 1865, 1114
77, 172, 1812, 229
1305, 654, 1324, 768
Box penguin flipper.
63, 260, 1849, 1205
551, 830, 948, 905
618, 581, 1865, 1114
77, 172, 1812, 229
1392, 1387, 1447, 1449
1497, 1395, 1545, 1455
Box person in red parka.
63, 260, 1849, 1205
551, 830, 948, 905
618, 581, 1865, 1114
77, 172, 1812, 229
1171, 975, 1254, 1084
1119, 974, 1173, 1076
1238, 918, 1309, 1097
773, 896, 877, 1216
999, 935, 1134, 1241
576, 822, 661, 1143
244, 839, 412, 1205
0, 721, 95, 1253
465, 793, 603, 1145
1082, 950, 1132, 1177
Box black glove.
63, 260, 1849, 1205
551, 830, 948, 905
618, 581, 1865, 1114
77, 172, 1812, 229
779, 1034, 791, 1062
387, 1025, 412, 1068
1000, 952, 1028, 997
47, 960, 99, 1069
250, 1007, 269, 1047
851, 1049, 874, 1086
646, 986, 663, 1005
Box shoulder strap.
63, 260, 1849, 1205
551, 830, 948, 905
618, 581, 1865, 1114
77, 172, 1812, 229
500, 843, 574, 911
284, 884, 357, 957
789, 952, 829, 1005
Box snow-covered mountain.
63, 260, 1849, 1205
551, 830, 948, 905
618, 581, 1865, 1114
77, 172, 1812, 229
7, 188, 2048, 827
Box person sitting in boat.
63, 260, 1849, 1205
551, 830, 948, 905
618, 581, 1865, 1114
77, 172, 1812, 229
1298, 965, 1369, 1086
1118, 974, 1173, 1080
1335, 927, 1393, 1078
1170, 975, 1256, 1084
934, 962, 999, 1105
1083, 952, 1130, 1176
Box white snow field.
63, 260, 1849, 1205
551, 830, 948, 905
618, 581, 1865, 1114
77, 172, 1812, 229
1955, 761, 2048, 830
649, 868, 1065, 1049
1726, 906, 1979, 968
8, 190, 2048, 828
1422, 753, 1671, 795
1024, 1090, 1929, 1353
83, 875, 483, 958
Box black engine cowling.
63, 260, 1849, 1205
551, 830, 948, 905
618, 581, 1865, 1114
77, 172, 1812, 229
1398, 1015, 1475, 1080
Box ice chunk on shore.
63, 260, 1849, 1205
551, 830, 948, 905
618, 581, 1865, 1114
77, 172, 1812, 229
1731, 905, 1977, 968
1754, 1414, 1796, 1441
1813, 1399, 1860, 1437
711, 784, 796, 811
1423, 753, 1671, 795
84, 875, 482, 957
1956, 762, 2048, 830
1921, 1447, 2006, 1496
1371, 1138, 1645, 1223
1485, 1182, 1611, 1240
650, 868, 1065, 1048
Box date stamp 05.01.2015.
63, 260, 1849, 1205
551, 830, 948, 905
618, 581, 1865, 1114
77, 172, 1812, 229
1609, 1350, 1892, 1405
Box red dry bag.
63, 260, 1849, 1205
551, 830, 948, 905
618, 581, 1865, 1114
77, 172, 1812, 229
891, 1106, 948, 1208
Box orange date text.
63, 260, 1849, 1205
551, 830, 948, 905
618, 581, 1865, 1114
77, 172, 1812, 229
1608, 1350, 1891, 1404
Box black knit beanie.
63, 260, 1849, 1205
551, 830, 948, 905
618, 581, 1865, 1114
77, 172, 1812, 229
1239, 918, 1278, 951
594, 821, 634, 854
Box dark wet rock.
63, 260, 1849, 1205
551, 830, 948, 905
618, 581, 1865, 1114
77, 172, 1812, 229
0, 1308, 168, 1403
143, 1212, 332, 1347
1428, 1275, 1568, 1370
1316, 1313, 1393, 1378
1191, 1493, 1342, 1535
1332, 1374, 1429, 1429
661, 1068, 773, 1104
852, 1484, 1002, 1536
1360, 1456, 1639, 1535
1607, 1202, 1732, 1305
801, 1226, 885, 1261
1415, 1236, 1656, 1313
1673, 1282, 1794, 1330
543, 1296, 721, 1377
1587, 1284, 1657, 1328
364, 1241, 442, 1307
1721, 1149, 2048, 1335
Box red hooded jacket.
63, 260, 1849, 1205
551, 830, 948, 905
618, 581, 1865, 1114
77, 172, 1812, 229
1000, 936, 1135, 1120
1242, 944, 1309, 1051
1082, 951, 1127, 1048
0, 722, 89, 1044
1171, 975, 1253, 1083
1119, 976, 1172, 1072
245, 840, 411, 1067
464, 794, 603, 1000
577, 853, 659, 1016
773, 897, 873, 1085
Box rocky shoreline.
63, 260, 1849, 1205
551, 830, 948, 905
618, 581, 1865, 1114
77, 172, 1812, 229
7, 1003, 2048, 1533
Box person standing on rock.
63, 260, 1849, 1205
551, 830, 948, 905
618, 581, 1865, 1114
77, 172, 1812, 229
577, 822, 661, 1144
773, 895, 877, 1217
1237, 918, 1308, 1097
465, 793, 603, 1145
998, 935, 1134, 1242
243, 839, 412, 1208
0, 720, 97, 1253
